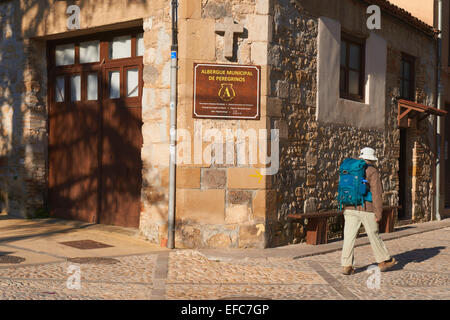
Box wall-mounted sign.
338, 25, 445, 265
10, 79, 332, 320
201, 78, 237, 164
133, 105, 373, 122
193, 63, 261, 120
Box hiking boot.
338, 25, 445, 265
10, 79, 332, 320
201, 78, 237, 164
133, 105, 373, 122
342, 266, 355, 275
378, 258, 397, 272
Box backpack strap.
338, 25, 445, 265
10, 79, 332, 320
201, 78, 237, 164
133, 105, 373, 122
363, 164, 374, 209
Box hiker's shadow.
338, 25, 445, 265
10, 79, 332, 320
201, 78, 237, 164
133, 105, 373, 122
356, 246, 446, 273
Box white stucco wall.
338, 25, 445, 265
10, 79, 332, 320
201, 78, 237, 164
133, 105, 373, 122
316, 16, 340, 124
316, 16, 387, 130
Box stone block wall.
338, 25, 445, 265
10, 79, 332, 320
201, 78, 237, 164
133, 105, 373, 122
267, 0, 437, 247
0, 0, 47, 218
149, 0, 274, 249
139, 4, 173, 244
0, 0, 275, 249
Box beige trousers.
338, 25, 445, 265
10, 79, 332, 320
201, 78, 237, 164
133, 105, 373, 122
341, 209, 391, 267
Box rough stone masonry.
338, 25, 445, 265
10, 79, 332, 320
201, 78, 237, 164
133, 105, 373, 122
0, 0, 439, 250
267, 0, 436, 246
0, 0, 47, 219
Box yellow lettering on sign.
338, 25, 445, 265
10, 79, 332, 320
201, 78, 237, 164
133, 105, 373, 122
214, 76, 245, 82
200, 68, 255, 82
202, 69, 226, 75
226, 70, 253, 77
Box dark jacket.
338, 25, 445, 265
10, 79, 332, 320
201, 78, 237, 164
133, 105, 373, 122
344, 165, 383, 221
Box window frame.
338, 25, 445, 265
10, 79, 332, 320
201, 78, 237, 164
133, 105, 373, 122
340, 33, 366, 103
48, 28, 143, 68
47, 27, 144, 105
400, 52, 416, 102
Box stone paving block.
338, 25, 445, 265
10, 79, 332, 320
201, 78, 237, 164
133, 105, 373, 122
343, 282, 443, 300
0, 280, 153, 300
165, 284, 342, 300
167, 250, 326, 285
0, 255, 157, 284
0, 225, 449, 300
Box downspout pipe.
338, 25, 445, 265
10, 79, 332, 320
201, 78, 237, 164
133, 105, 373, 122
168, 0, 178, 248
436, 0, 443, 221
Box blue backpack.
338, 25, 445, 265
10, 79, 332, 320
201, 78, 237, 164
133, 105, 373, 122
337, 158, 373, 211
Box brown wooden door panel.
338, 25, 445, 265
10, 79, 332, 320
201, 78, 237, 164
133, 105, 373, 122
48, 30, 143, 228
100, 100, 142, 228
69, 101, 100, 221
49, 97, 100, 223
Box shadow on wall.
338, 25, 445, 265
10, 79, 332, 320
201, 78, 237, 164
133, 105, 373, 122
0, 0, 152, 221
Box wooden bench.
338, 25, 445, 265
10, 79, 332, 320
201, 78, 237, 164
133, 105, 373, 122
287, 206, 401, 245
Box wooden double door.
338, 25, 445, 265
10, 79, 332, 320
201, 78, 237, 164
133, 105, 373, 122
48, 30, 144, 228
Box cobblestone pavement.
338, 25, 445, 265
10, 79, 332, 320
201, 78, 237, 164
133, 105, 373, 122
0, 227, 448, 300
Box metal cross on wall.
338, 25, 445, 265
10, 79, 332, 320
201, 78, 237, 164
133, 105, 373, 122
215, 17, 244, 59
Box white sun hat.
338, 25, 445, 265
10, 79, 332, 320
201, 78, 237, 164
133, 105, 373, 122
359, 147, 378, 161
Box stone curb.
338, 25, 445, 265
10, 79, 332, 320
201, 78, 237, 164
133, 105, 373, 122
198, 219, 450, 261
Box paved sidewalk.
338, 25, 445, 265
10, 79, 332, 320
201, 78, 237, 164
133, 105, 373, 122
198, 219, 450, 261
0, 214, 165, 266
167, 221, 450, 300
0, 215, 448, 300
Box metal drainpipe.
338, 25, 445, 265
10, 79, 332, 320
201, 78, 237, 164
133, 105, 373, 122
436, 0, 443, 221
168, 0, 178, 248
